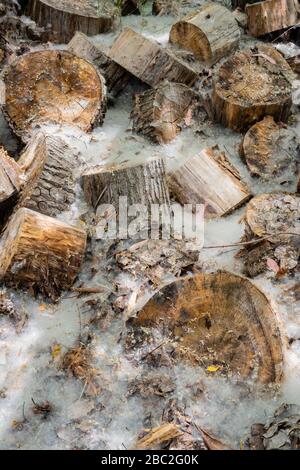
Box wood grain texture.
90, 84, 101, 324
246, 0, 298, 37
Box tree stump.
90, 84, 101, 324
241, 116, 299, 179
0, 146, 22, 217
0, 208, 87, 299
213, 45, 294, 132
168, 147, 251, 217
26, 0, 115, 43
126, 271, 283, 384
108, 27, 198, 87
169, 4, 240, 65
131, 81, 197, 144
4, 50, 106, 140
246, 0, 298, 38
68, 32, 131, 96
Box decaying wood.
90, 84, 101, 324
68, 32, 130, 96
169, 3, 240, 65
26, 0, 115, 43
241, 116, 299, 178
82, 157, 170, 210
131, 81, 197, 144
121, 0, 141, 15
213, 45, 294, 132
246, 0, 298, 38
0, 208, 87, 299
108, 27, 198, 87
127, 271, 283, 384
135, 423, 182, 450
0, 145, 22, 211
168, 146, 251, 217
4, 50, 106, 140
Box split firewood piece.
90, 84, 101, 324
108, 27, 198, 87
135, 423, 182, 450
0, 146, 22, 213
213, 45, 294, 132
4, 50, 106, 141
246, 0, 298, 38
26, 0, 115, 43
168, 146, 251, 217
169, 3, 240, 65
0, 208, 87, 299
241, 116, 299, 179
17, 132, 78, 217
82, 157, 170, 210
131, 81, 197, 144
68, 32, 131, 96
127, 271, 283, 384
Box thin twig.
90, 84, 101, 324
203, 232, 300, 250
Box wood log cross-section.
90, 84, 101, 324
213, 45, 294, 132
26, 0, 115, 43
126, 271, 283, 384
168, 146, 251, 217
0, 208, 87, 299
4, 50, 106, 141
169, 3, 240, 65
246, 0, 298, 38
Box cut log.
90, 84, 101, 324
126, 271, 283, 384
169, 4, 240, 65
152, 1, 178, 16
168, 146, 251, 217
0, 146, 22, 216
4, 50, 106, 140
241, 115, 299, 178
212, 45, 294, 132
246, 0, 298, 38
131, 81, 197, 144
108, 27, 198, 87
0, 207, 87, 299
26, 0, 115, 43
82, 157, 170, 210
68, 32, 130, 96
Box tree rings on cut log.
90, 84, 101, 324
0, 208, 87, 299
26, 0, 115, 43
213, 45, 294, 131
246, 0, 298, 38
4, 50, 106, 140
132, 81, 197, 144
169, 3, 240, 65
126, 271, 283, 384
168, 146, 251, 217
241, 116, 299, 179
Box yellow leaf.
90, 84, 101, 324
39, 303, 46, 312
207, 365, 220, 372
51, 344, 61, 359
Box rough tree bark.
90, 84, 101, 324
131, 81, 197, 144
212, 45, 294, 131
246, 0, 298, 37
26, 0, 115, 43
168, 147, 251, 217
0, 146, 22, 216
127, 271, 283, 384
108, 27, 198, 87
169, 3, 240, 65
0, 207, 87, 299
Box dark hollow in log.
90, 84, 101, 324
0, 207, 87, 299
126, 271, 283, 384
168, 147, 251, 217
212, 45, 294, 132
131, 81, 197, 144
4, 50, 106, 140
26, 0, 115, 43
246, 0, 298, 38
121, 0, 141, 15
169, 3, 240, 65
108, 27, 198, 87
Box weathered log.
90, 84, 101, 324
0, 145, 22, 216
82, 157, 170, 210
126, 271, 283, 384
26, 0, 115, 43
241, 115, 299, 178
68, 32, 130, 96
131, 81, 197, 144
246, 0, 298, 38
0, 207, 87, 299
169, 4, 240, 65
152, 0, 180, 16
212, 45, 294, 132
168, 146, 251, 217
4, 50, 106, 140
108, 27, 198, 87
